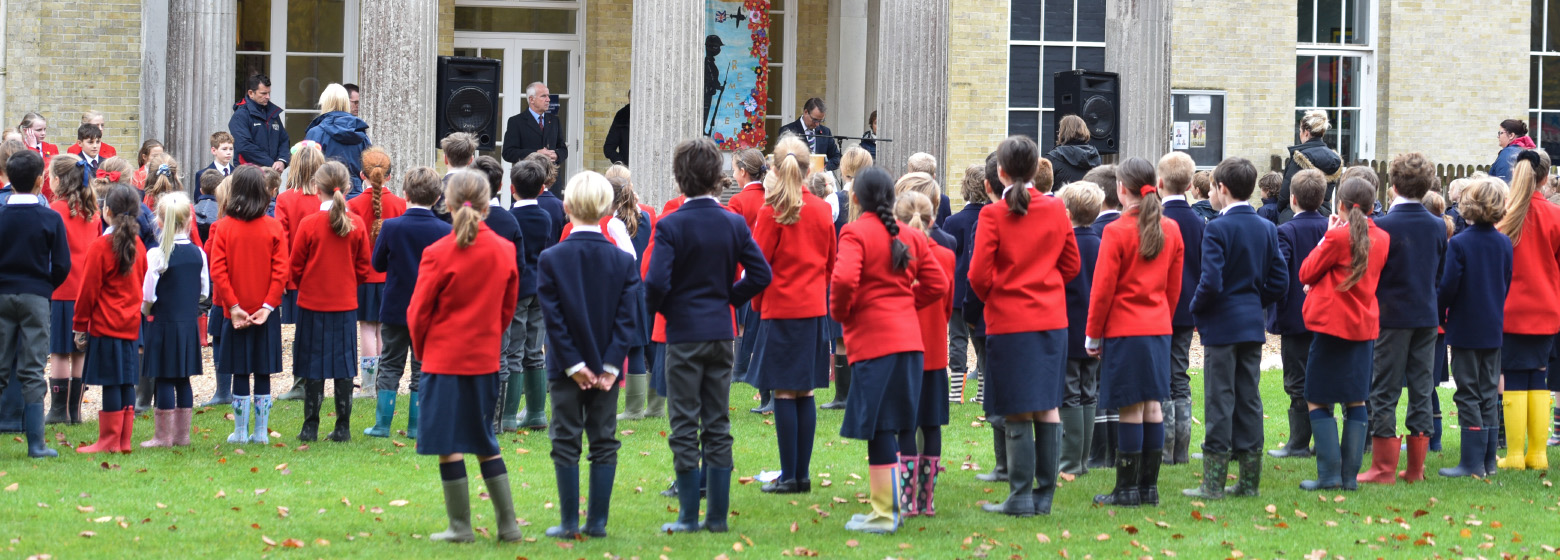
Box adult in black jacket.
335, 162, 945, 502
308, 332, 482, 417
778, 98, 842, 171
503, 82, 569, 187
1279, 110, 1343, 220
228, 75, 290, 171
604, 101, 630, 166
1044, 115, 1100, 187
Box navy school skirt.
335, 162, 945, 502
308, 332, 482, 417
1502, 333, 1552, 373
1099, 335, 1171, 410
356, 283, 385, 322
984, 329, 1068, 416
839, 351, 923, 440
1548, 333, 1560, 391
217, 314, 283, 375
916, 368, 950, 426
83, 335, 139, 386
293, 308, 358, 379
648, 341, 668, 397
141, 318, 202, 379
280, 290, 299, 325
748, 317, 831, 392
734, 303, 763, 385
48, 300, 76, 354
416, 372, 501, 456
1305, 333, 1374, 405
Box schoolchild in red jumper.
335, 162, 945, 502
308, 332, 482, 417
138, 192, 208, 448
45, 155, 100, 426
209, 166, 289, 444
408, 170, 522, 544
346, 147, 405, 398
0, 150, 71, 458
1295, 178, 1390, 491
831, 165, 948, 534
1495, 151, 1560, 471
727, 148, 772, 413
970, 136, 1081, 517
272, 142, 325, 331
749, 137, 836, 495
893, 189, 955, 516
74, 185, 148, 454
289, 161, 373, 442
17, 112, 60, 200
1436, 177, 1512, 478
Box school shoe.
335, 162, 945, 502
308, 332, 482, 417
227, 396, 252, 443
761, 478, 807, 494
1032, 422, 1062, 514
118, 406, 137, 453
66, 379, 83, 424
546, 465, 582, 539
1172, 398, 1193, 464
24, 403, 57, 458
844, 463, 901, 533
249, 395, 273, 444
898, 455, 921, 517
326, 380, 353, 442
1300, 415, 1343, 490
520, 369, 549, 429
500, 371, 525, 430
918, 456, 944, 516
976, 416, 1010, 481
1498, 391, 1529, 469
1357, 437, 1401, 484
660, 469, 704, 533
1339, 414, 1368, 490
406, 392, 421, 439
355, 356, 379, 399
44, 378, 69, 424
583, 463, 616, 538
982, 420, 1036, 517
1138, 447, 1163, 506
277, 377, 306, 401
431, 477, 475, 543
201, 373, 235, 406
1093, 451, 1141, 507
298, 380, 324, 442
484, 470, 524, 542
617, 373, 649, 421
821, 356, 850, 410
704, 467, 732, 533
1058, 407, 1089, 475
1180, 451, 1228, 500
140, 409, 175, 448
172, 407, 192, 446
1398, 434, 1430, 482
1223, 452, 1261, 496
1438, 428, 1488, 478
1483, 424, 1501, 475
77, 409, 126, 454
134, 377, 154, 414
364, 390, 396, 438
1269, 404, 1314, 458
1526, 390, 1551, 469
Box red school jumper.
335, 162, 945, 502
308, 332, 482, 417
750, 192, 837, 319
347, 187, 408, 285
209, 216, 289, 318
1299, 223, 1391, 341
289, 210, 373, 312
829, 215, 949, 363
409, 224, 520, 374
74, 234, 147, 339
1502, 193, 1560, 335
916, 241, 957, 370
49, 201, 103, 305
1085, 211, 1184, 341
967, 188, 1081, 335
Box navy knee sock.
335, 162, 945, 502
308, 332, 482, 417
176, 378, 192, 408
868, 431, 899, 465
253, 374, 271, 395
479, 458, 507, 479
921, 425, 943, 457
440, 460, 468, 481
1310, 407, 1334, 421
155, 379, 177, 410
795, 396, 816, 479
1345, 405, 1367, 423
1143, 421, 1164, 450
101, 384, 126, 411
1119, 422, 1144, 454
897, 429, 918, 456
232, 374, 251, 397
773, 397, 798, 480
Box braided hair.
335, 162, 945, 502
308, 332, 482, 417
853, 166, 909, 271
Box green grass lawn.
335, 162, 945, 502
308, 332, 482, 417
3, 369, 1558, 559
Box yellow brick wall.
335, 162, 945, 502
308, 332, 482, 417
5, 0, 143, 146
794, 0, 830, 115
946, 0, 1008, 207
1170, 0, 1295, 170
439, 0, 454, 56
582, 0, 634, 173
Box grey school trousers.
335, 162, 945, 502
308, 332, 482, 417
505, 296, 547, 374
665, 340, 735, 472
548, 380, 622, 466
1201, 342, 1265, 455
0, 294, 49, 403
377, 323, 422, 393
1370, 327, 1437, 438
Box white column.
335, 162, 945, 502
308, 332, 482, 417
629, 0, 704, 207
1106, 0, 1172, 161
140, 0, 170, 146
827, 0, 869, 148
164, 0, 236, 186
359, 0, 439, 193
874, 0, 949, 180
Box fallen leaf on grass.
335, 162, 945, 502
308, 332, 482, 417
77, 505, 95, 513
845, 539, 859, 548
261, 535, 277, 546
389, 500, 409, 507
1096, 533, 1109, 541
281, 538, 304, 549
1036, 533, 1051, 543
790, 522, 798, 533
79, 531, 95, 538
738, 477, 755, 485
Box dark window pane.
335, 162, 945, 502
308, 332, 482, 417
1296, 56, 1316, 107
1341, 56, 1358, 107
235, 54, 269, 104
1317, 55, 1340, 107
1534, 57, 1543, 111
764, 118, 781, 152
1044, 0, 1075, 41
284, 55, 343, 110
1546, 56, 1560, 109
1010, 46, 1041, 108
287, 0, 345, 53
1009, 110, 1040, 142
1342, 0, 1368, 45
1539, 112, 1560, 157
548, 50, 570, 95
1042, 46, 1072, 109
237, 0, 270, 52
1298, 0, 1314, 43
1077, 0, 1107, 42
285, 112, 317, 145
771, 15, 786, 63
1550, 0, 1560, 52
1011, 0, 1041, 41
1041, 112, 1057, 154
1336, 109, 1358, 162
452, 7, 576, 34
1077, 47, 1105, 72
1316, 0, 1342, 44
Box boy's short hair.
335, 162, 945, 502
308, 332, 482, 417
1389, 151, 1437, 199
5, 149, 44, 193
1059, 181, 1105, 226
563, 171, 614, 222
907, 152, 937, 176
210, 131, 234, 148
1258, 171, 1284, 199
1081, 164, 1118, 209
262, 167, 283, 196
1191, 170, 1212, 198
1459, 176, 1509, 225
510, 160, 547, 199
1033, 158, 1054, 193
1212, 157, 1258, 201
199, 169, 223, 195
524, 152, 558, 187
0, 139, 26, 179
76, 123, 102, 142
440, 132, 478, 167
961, 164, 990, 204
402, 166, 443, 206
472, 155, 505, 199
673, 138, 725, 198
1341, 165, 1378, 189
1290, 169, 1327, 211
1156, 152, 1195, 195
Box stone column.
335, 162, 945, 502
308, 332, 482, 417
826, 0, 870, 153
629, 0, 703, 207
141, 0, 170, 146
164, 0, 235, 189
1106, 0, 1172, 162
874, 0, 949, 181
359, 0, 440, 193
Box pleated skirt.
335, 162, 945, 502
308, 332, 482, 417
1502, 333, 1552, 373
356, 283, 385, 322
748, 317, 831, 392
141, 318, 202, 378
984, 329, 1068, 416
416, 372, 501, 456
279, 290, 299, 324
293, 309, 358, 380
839, 351, 923, 440
83, 335, 139, 386
1305, 333, 1374, 404
915, 368, 950, 426
48, 300, 76, 354
1099, 335, 1171, 409
217, 315, 283, 375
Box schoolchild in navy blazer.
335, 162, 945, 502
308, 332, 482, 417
1264, 170, 1330, 460
366, 168, 450, 434
1155, 153, 1206, 465
644, 200, 771, 343
502, 159, 557, 432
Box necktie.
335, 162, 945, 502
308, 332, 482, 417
538, 115, 545, 132
806, 129, 817, 152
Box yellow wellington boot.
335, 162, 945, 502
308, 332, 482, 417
843, 464, 900, 534
1527, 391, 1551, 470
1499, 391, 1529, 470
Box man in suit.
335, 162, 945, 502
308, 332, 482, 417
779, 98, 842, 171
604, 92, 630, 166
503, 82, 569, 187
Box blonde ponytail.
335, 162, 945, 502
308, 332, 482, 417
315, 162, 354, 237
445, 171, 490, 249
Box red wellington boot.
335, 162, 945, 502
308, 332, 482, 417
1357, 436, 1400, 485
118, 407, 137, 454
1398, 434, 1429, 482
76, 409, 125, 454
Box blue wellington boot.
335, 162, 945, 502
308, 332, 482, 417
583, 462, 617, 537
364, 390, 396, 438
406, 392, 420, 439
545, 465, 582, 539
661, 469, 703, 533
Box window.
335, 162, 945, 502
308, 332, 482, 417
764, 0, 797, 152
1007, 0, 1106, 153
235, 0, 360, 139
1531, 0, 1560, 155
1295, 0, 1375, 162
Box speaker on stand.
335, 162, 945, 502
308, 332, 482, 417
1053, 69, 1120, 155
436, 56, 502, 150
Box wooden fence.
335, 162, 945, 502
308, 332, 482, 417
1269, 155, 1494, 199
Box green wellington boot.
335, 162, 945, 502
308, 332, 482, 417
520, 369, 549, 429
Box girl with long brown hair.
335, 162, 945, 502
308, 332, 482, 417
74, 185, 148, 454
346, 147, 406, 398
43, 155, 99, 425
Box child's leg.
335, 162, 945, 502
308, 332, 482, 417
773, 392, 799, 483
660, 342, 709, 532
795, 393, 817, 481
845, 430, 902, 532
431, 456, 474, 543
154, 378, 176, 410
581, 384, 621, 536
143, 379, 178, 448
696, 340, 735, 532
45, 353, 71, 423
1199, 344, 1237, 457
545, 377, 586, 537
1228, 342, 1266, 492
1272, 332, 1313, 458
947, 317, 969, 401
478, 454, 522, 541
1060, 358, 1088, 474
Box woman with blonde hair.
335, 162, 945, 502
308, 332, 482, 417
1280, 110, 1343, 219
305, 83, 373, 196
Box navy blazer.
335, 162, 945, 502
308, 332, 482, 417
538, 231, 640, 380
930, 226, 955, 251
944, 202, 984, 309
1064, 226, 1102, 358
1191, 204, 1289, 346
1256, 198, 1281, 225
1267, 210, 1327, 335
1374, 201, 1448, 329
510, 202, 555, 300
937, 195, 953, 228
1090, 210, 1121, 237
485, 203, 527, 306
959, 215, 988, 336
644, 198, 772, 343
372, 208, 452, 325
1438, 223, 1512, 349
1163, 199, 1206, 328
536, 191, 566, 242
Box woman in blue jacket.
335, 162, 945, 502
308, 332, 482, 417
304, 84, 372, 197
1490, 119, 1536, 185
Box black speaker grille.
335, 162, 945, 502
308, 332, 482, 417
445, 86, 494, 134
1081, 95, 1115, 138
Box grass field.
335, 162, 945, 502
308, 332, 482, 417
3, 367, 1558, 560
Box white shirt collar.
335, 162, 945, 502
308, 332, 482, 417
513, 199, 539, 208
572, 224, 603, 234
1000, 182, 1034, 198
173, 233, 192, 244
1219, 200, 1251, 215
6, 194, 40, 205
445, 165, 467, 175
408, 203, 431, 210
319, 200, 334, 211
1392, 195, 1420, 207
690, 195, 720, 202
1098, 209, 1121, 217
1162, 194, 1186, 203
489, 197, 503, 208
103, 225, 116, 234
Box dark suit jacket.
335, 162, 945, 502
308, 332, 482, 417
1267, 210, 1327, 335
502, 109, 569, 173
604, 104, 630, 166
644, 198, 772, 343
778, 119, 842, 171
1190, 205, 1289, 346
1163, 199, 1206, 328
1374, 201, 1448, 329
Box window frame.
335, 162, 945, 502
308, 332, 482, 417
1295, 0, 1377, 162
764, 0, 798, 150
1005, 0, 1108, 153
235, 0, 361, 130
1531, 0, 1560, 152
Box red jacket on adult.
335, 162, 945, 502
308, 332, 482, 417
725, 181, 766, 231
288, 209, 372, 312
209, 216, 289, 318
751, 193, 836, 319
830, 214, 949, 363
968, 188, 1081, 335
73, 233, 147, 339
49, 200, 102, 302
31, 142, 59, 201
1085, 210, 1185, 340
409, 224, 520, 375
1503, 193, 1560, 334
1299, 223, 1391, 341
347, 186, 408, 284
916, 241, 956, 370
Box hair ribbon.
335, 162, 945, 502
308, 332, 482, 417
463, 201, 473, 208
96, 169, 121, 182
1139, 185, 1157, 197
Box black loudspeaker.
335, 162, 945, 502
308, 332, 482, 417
436, 56, 502, 150
1053, 69, 1119, 154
